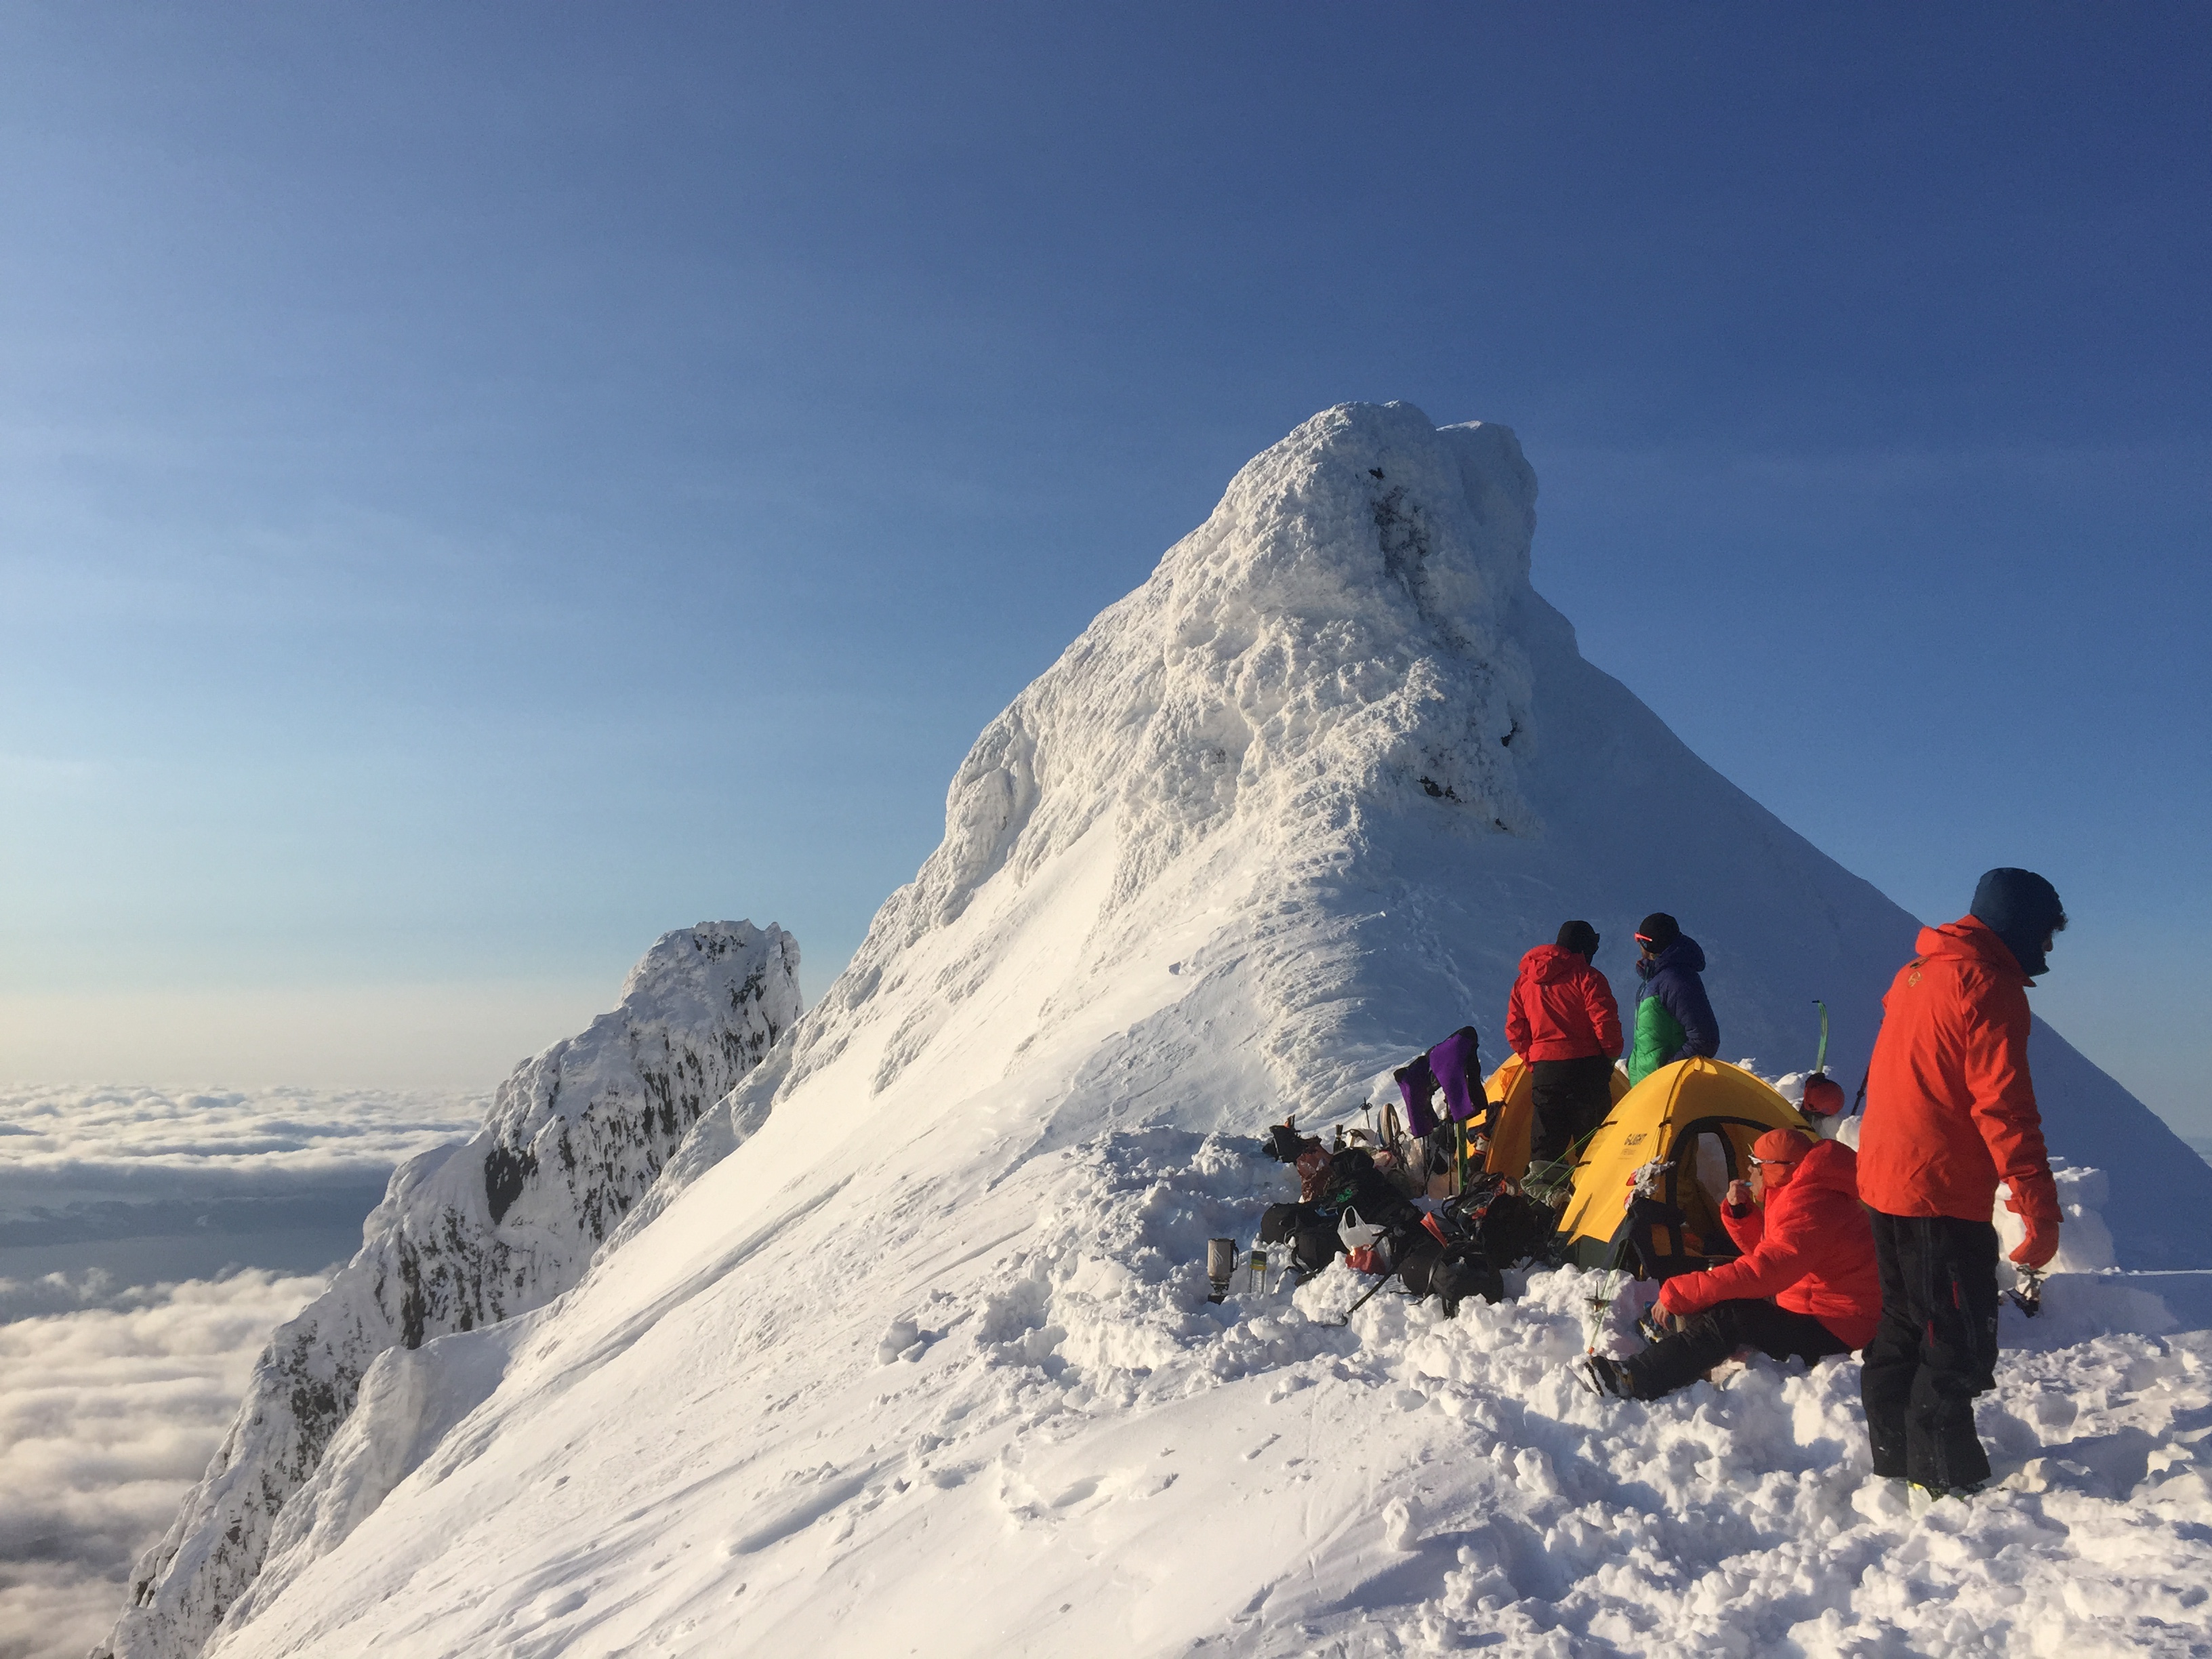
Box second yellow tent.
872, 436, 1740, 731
1478, 1053, 1631, 1180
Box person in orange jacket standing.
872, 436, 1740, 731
1858, 867, 2067, 1497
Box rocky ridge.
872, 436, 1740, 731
96, 921, 801, 1659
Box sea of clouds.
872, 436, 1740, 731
0, 1086, 480, 1659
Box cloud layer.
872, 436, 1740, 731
0, 1086, 482, 1659
0, 1269, 328, 1659
0, 1085, 487, 1213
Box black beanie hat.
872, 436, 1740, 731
1635, 912, 1680, 952
1971, 868, 2066, 979
1556, 920, 1599, 959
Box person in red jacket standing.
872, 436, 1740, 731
1582, 1129, 1880, 1399
1506, 920, 1623, 1166
1858, 867, 2066, 1497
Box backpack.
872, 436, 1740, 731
1439, 1172, 1556, 1271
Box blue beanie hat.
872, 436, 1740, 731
1970, 868, 2066, 979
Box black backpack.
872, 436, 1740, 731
1439, 1173, 1556, 1270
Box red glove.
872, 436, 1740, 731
2006, 1179, 2062, 1269
2008, 1207, 2060, 1267
1346, 1246, 1384, 1275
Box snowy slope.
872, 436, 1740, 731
173, 405, 2212, 1657
98, 922, 800, 1659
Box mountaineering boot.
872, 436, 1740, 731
1580, 1355, 1638, 1399
1522, 1155, 1576, 1208
1908, 1479, 1984, 1511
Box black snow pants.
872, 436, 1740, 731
1861, 1212, 2001, 1490
1626, 1298, 1850, 1399
1529, 1054, 1616, 1166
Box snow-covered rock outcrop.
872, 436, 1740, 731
161, 407, 2212, 1658
98, 921, 800, 1659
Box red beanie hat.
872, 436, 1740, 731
1752, 1127, 1816, 1164
1801, 1074, 1845, 1117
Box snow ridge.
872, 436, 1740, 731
96, 922, 801, 1659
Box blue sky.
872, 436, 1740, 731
1, 5, 2205, 1130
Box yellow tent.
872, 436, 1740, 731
1555, 1058, 1813, 1269
1479, 1054, 1631, 1180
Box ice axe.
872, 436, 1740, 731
1335, 1271, 1395, 1326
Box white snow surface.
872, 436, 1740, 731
149, 405, 2212, 1656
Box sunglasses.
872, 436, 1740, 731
1746, 1156, 1798, 1169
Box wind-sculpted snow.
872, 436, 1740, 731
96, 922, 800, 1659
173, 405, 2212, 1657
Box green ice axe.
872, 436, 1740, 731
1812, 1000, 1830, 1076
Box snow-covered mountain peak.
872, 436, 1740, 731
943, 402, 1540, 917
477, 920, 800, 1237
793, 403, 1551, 1125
1145, 404, 1541, 828
1189, 401, 1536, 643
765, 402, 2209, 1220
135, 407, 2212, 1659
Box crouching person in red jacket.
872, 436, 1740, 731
1584, 1130, 1879, 1401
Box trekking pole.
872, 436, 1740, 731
1336, 1273, 1396, 1326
